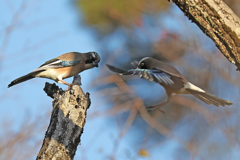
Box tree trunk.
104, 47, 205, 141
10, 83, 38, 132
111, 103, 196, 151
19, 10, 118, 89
37, 75, 90, 160
172, 0, 240, 70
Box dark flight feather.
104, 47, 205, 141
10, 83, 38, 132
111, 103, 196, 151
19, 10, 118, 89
107, 64, 175, 85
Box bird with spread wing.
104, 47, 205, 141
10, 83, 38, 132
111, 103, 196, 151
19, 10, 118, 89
107, 57, 232, 110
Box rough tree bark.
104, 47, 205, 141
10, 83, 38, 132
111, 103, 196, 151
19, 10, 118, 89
37, 75, 91, 160
171, 0, 240, 70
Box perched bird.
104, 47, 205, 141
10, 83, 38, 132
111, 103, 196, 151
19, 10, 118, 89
106, 57, 232, 110
8, 52, 100, 88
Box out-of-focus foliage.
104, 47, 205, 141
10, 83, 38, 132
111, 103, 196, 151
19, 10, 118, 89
77, 0, 169, 34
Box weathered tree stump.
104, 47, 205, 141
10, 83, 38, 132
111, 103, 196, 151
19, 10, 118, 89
37, 75, 90, 160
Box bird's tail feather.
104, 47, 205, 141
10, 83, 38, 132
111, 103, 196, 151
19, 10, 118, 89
186, 89, 232, 107
8, 70, 43, 88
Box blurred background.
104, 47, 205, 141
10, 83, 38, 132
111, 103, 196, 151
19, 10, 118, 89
0, 0, 240, 159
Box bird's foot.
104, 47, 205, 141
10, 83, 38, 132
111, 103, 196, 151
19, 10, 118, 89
58, 79, 73, 90
147, 105, 165, 114
147, 101, 169, 114
158, 108, 165, 114
65, 84, 73, 91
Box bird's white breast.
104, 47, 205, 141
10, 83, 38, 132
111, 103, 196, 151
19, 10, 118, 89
35, 69, 64, 81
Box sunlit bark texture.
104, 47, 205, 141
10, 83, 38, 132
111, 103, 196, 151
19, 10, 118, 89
172, 0, 240, 70
37, 76, 90, 160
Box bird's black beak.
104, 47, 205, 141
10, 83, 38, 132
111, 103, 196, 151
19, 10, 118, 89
93, 62, 99, 67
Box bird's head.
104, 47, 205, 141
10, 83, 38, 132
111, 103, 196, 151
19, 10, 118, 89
137, 57, 153, 69
85, 52, 100, 68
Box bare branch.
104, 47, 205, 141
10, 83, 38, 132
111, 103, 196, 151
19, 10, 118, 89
172, 0, 240, 70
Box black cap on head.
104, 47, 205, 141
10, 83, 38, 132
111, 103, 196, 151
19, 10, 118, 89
137, 57, 154, 69
85, 52, 100, 67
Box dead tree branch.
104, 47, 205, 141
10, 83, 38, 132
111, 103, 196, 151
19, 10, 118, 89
37, 75, 91, 160
172, 0, 240, 70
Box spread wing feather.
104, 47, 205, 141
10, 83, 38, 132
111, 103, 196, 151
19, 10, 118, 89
106, 64, 174, 85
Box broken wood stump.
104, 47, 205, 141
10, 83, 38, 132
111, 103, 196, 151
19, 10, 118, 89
37, 75, 90, 160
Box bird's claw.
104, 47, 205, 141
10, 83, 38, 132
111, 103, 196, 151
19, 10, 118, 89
147, 106, 165, 114
65, 84, 73, 91
158, 108, 165, 114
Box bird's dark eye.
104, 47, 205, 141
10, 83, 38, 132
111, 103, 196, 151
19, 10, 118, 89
140, 62, 144, 67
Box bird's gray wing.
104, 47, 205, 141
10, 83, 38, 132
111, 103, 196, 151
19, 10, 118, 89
38, 58, 82, 69
106, 64, 174, 85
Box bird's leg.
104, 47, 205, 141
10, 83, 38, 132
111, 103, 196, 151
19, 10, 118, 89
147, 101, 169, 114
65, 84, 73, 91
58, 80, 73, 90
147, 92, 172, 113
147, 100, 169, 111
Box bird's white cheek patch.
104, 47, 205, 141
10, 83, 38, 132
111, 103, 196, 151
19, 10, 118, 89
185, 82, 205, 92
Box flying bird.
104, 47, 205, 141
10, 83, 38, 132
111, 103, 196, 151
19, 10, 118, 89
8, 52, 100, 88
106, 57, 232, 110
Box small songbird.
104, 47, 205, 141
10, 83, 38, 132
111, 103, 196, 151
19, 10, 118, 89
8, 52, 100, 88
107, 57, 232, 110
